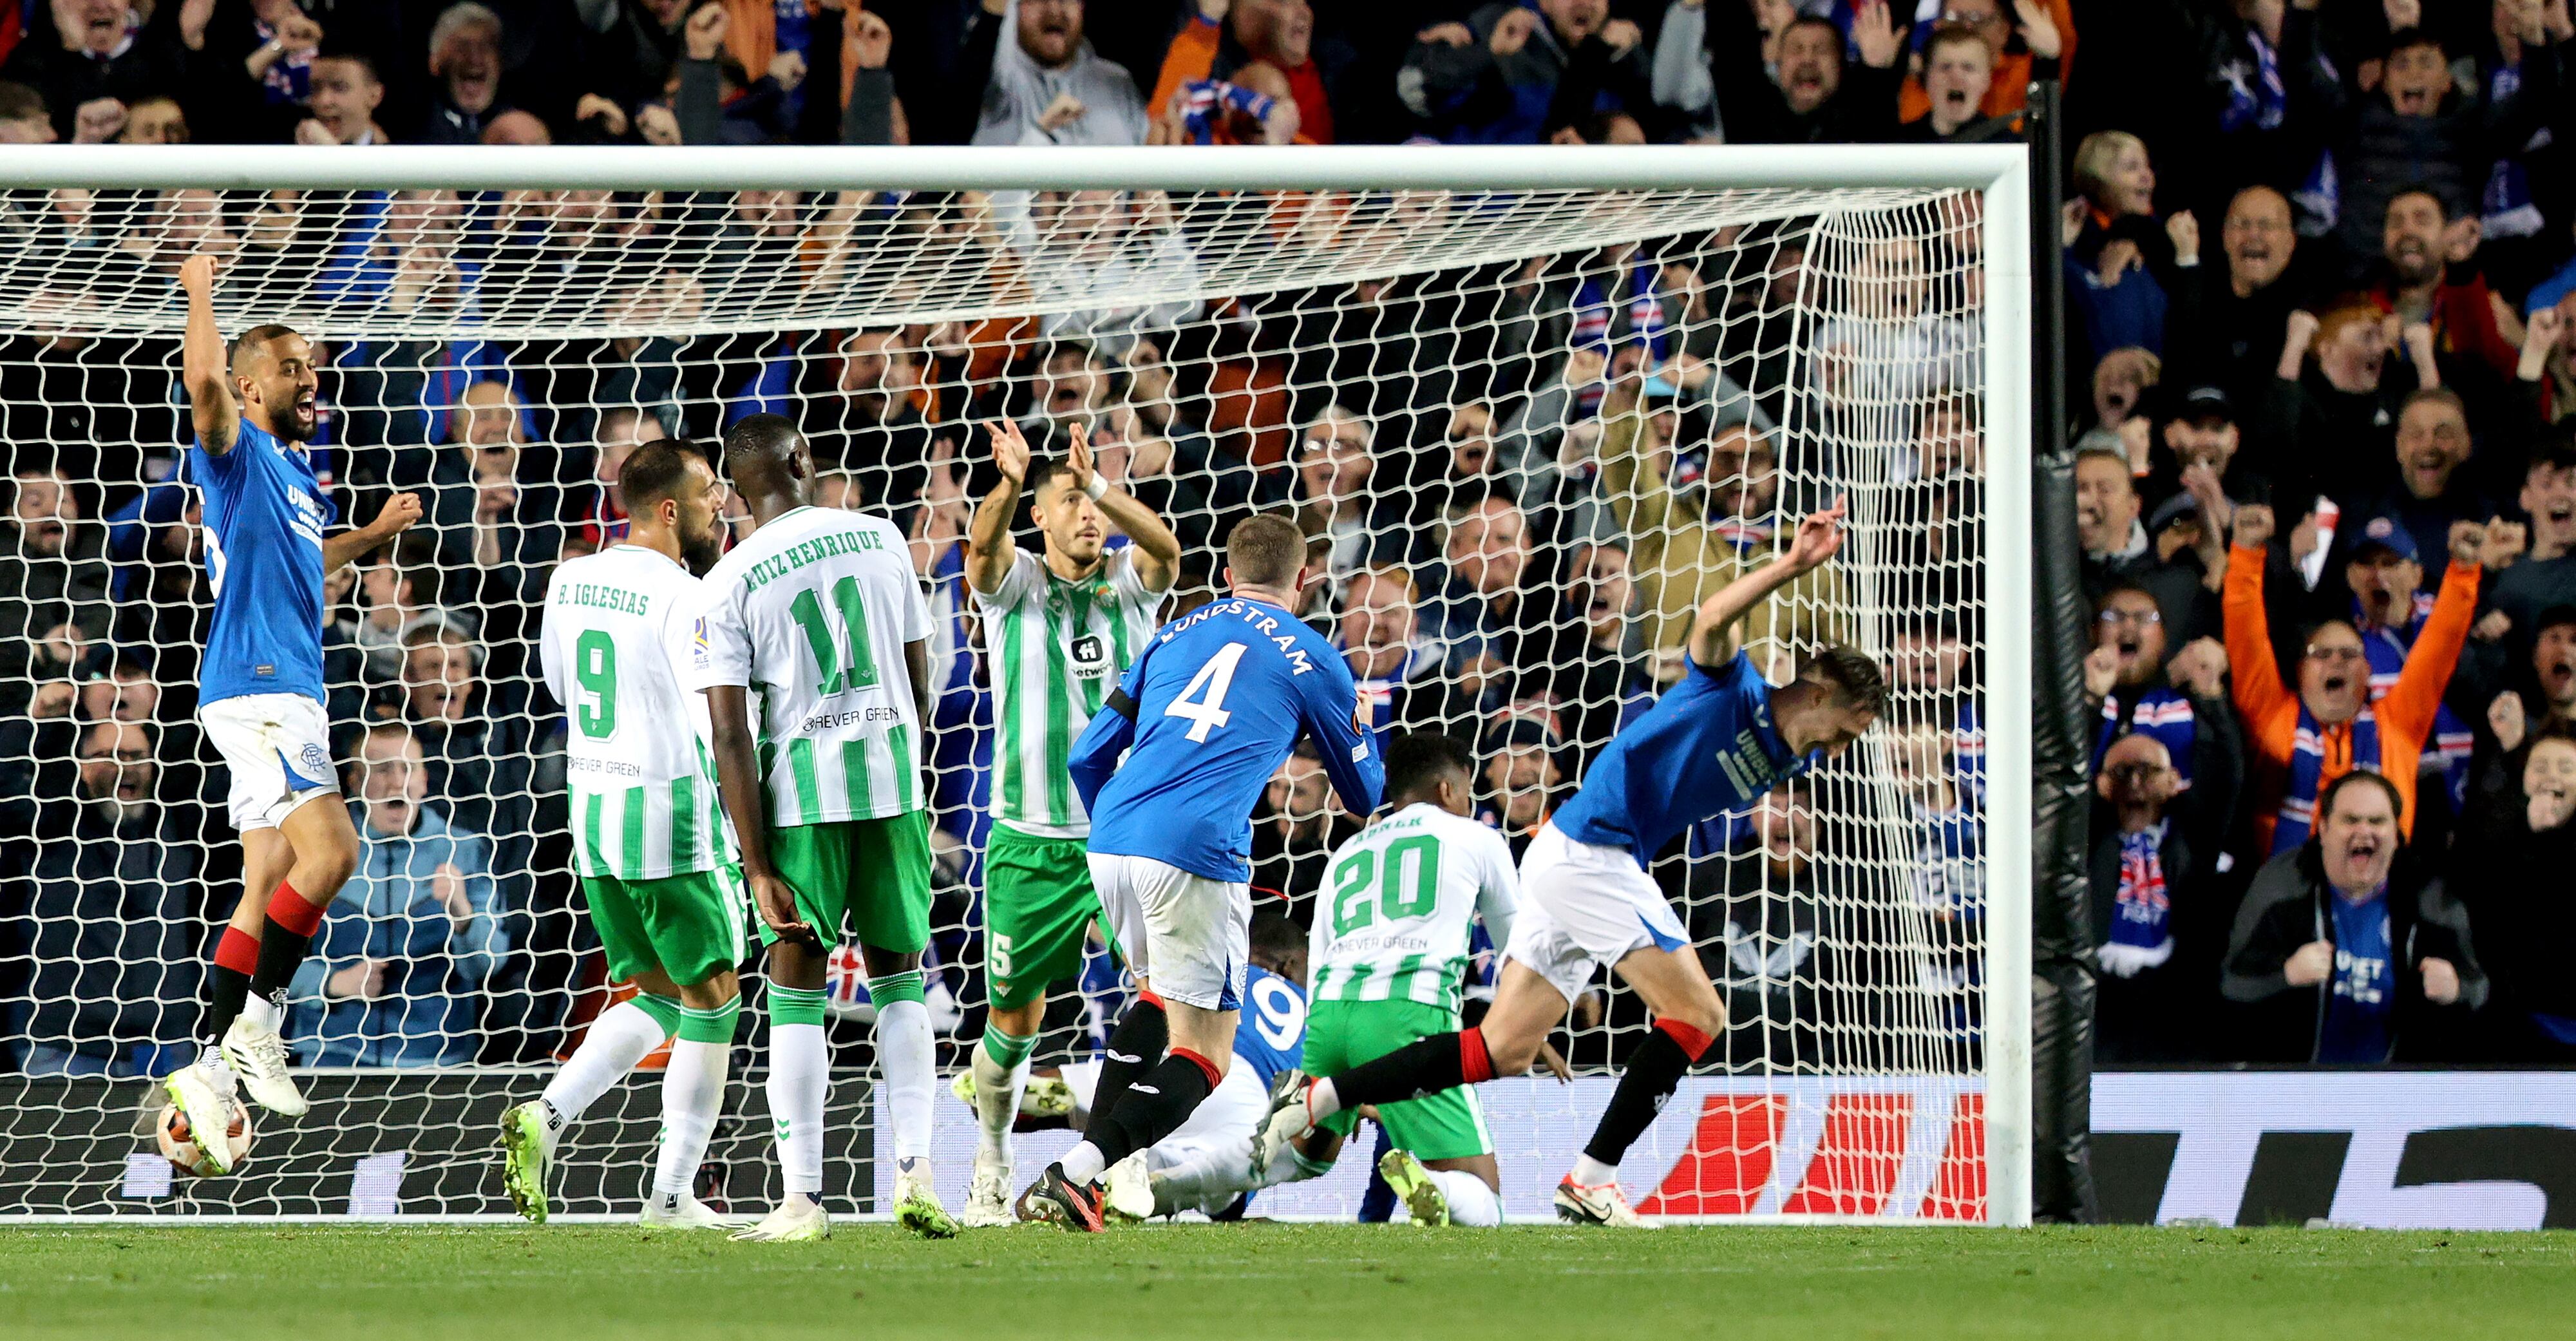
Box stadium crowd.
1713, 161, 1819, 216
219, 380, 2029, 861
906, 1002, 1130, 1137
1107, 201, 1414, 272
1, 0, 2574, 1088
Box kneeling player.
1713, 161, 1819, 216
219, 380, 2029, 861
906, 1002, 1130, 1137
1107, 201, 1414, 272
506, 441, 744, 1228
1259, 502, 1882, 1226
1135, 913, 1316, 1219
1291, 732, 1522, 1227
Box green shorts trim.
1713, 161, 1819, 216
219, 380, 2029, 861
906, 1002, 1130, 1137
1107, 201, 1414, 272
983, 823, 1099, 1011
1304, 997, 1492, 1162
763, 811, 932, 953
582, 866, 746, 989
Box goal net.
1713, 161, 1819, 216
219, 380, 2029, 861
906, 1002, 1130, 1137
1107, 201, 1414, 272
0, 146, 2030, 1224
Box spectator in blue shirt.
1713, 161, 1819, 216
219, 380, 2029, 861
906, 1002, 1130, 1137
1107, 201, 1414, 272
289, 721, 507, 1068
2221, 770, 2485, 1063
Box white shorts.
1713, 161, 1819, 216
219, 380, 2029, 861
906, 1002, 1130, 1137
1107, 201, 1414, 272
1503, 822, 1692, 1004
1087, 852, 1251, 1013
198, 692, 341, 832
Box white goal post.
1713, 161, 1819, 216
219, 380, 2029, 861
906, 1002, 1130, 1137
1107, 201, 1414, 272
0, 144, 2031, 1226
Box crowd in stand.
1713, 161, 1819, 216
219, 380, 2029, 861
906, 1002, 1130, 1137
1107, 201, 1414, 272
1, 0, 2575, 1078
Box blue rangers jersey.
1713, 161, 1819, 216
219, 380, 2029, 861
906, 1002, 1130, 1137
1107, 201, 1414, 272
186, 418, 336, 705
1070, 594, 1384, 882
1553, 649, 1812, 865
1229, 964, 1307, 1090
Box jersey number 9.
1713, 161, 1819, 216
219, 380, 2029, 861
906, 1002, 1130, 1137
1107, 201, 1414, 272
575, 630, 618, 740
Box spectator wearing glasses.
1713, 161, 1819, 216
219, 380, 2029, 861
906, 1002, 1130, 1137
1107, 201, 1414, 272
2166, 186, 2313, 413
2224, 504, 2499, 859
1290, 404, 1408, 586
2222, 770, 2485, 1063
2084, 584, 2242, 824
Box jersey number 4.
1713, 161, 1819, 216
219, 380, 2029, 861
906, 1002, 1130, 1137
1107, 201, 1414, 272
1164, 641, 1248, 743
787, 577, 882, 696
1330, 835, 1441, 935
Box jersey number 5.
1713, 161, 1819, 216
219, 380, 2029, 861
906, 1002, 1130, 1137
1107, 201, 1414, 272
788, 577, 882, 696
1329, 835, 1441, 935
1164, 641, 1248, 743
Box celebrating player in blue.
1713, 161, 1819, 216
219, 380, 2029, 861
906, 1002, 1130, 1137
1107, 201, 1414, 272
1255, 499, 1884, 1226
1018, 514, 1385, 1230
162, 251, 422, 1168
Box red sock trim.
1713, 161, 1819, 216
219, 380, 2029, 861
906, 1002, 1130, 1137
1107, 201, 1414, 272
265, 880, 324, 937
1136, 987, 1167, 1013
213, 926, 260, 976
1170, 1047, 1222, 1091
1654, 1016, 1715, 1062
1460, 1027, 1495, 1084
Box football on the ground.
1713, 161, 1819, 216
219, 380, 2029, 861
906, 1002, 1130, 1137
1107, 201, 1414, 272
156, 1099, 254, 1178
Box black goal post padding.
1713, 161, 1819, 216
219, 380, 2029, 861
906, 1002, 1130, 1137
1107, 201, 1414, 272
2023, 77, 2103, 1225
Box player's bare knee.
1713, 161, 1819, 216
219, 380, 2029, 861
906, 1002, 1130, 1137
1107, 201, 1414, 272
1667, 996, 1725, 1043
294, 842, 359, 899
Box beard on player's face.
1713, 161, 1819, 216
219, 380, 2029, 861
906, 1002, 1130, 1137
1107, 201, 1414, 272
678, 518, 724, 575
260, 379, 321, 441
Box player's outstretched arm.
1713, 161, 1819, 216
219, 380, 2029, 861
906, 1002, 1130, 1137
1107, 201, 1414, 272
180, 252, 242, 454
322, 491, 424, 574
705, 683, 817, 949
1068, 421, 1183, 594
1685, 495, 1846, 673
963, 419, 1028, 596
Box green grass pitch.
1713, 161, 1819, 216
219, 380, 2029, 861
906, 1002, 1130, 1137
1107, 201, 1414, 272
3, 1224, 2569, 1340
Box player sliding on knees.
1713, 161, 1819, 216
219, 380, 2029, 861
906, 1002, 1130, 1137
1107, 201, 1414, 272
1255, 499, 1884, 1227
1018, 514, 1385, 1231
955, 417, 1180, 1228
507, 441, 746, 1228
163, 251, 422, 1168
694, 415, 957, 1242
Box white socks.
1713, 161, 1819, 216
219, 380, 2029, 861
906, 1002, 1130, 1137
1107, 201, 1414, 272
653, 1038, 730, 1201
875, 998, 936, 1164
240, 994, 281, 1032
1060, 1140, 1108, 1185
970, 1037, 1030, 1168
769, 1022, 829, 1195
543, 999, 670, 1129
1570, 1154, 1620, 1188
1433, 1170, 1503, 1227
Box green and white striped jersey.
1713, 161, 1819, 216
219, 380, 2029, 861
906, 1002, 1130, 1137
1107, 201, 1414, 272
1309, 803, 1520, 1016
688, 505, 934, 827
973, 547, 1164, 838
539, 544, 732, 880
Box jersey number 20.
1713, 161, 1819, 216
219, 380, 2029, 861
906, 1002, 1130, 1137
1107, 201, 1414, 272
1330, 835, 1441, 935
1164, 642, 1247, 743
